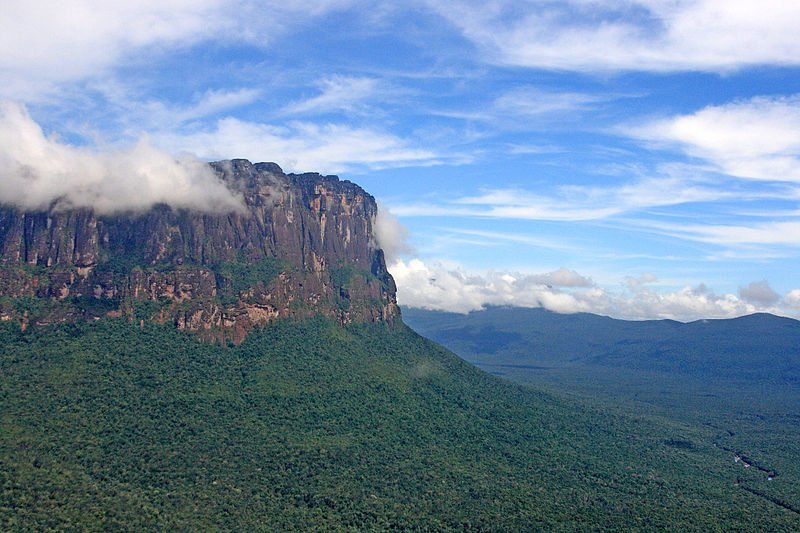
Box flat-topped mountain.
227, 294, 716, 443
0, 159, 399, 343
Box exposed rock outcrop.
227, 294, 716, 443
0, 160, 399, 343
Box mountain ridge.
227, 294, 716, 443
401, 305, 800, 379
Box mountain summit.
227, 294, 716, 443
0, 159, 399, 343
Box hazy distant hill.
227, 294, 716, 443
402, 306, 800, 383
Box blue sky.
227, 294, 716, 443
2, 0, 800, 320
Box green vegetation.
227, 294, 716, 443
2, 317, 799, 530
212, 256, 285, 294
403, 305, 800, 521
94, 254, 147, 276
330, 263, 373, 288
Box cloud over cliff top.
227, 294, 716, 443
0, 102, 243, 214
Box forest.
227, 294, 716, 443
2, 315, 799, 530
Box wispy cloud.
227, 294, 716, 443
393, 174, 731, 222
281, 76, 382, 116
156, 117, 449, 173
128, 88, 262, 131
429, 86, 614, 132
646, 220, 800, 247
627, 95, 800, 183
493, 87, 610, 117
0, 0, 358, 99
438, 228, 577, 252
424, 0, 800, 72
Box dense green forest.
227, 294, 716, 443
403, 305, 800, 521
2, 316, 799, 530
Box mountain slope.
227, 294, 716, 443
402, 305, 800, 517
2, 317, 798, 530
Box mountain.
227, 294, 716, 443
401, 306, 800, 382
0, 160, 398, 344
402, 305, 800, 517
2, 170, 799, 529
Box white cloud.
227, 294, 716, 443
493, 87, 608, 117
374, 204, 413, 262
424, 0, 800, 72
785, 289, 800, 309
647, 220, 800, 247
615, 281, 764, 321
282, 76, 381, 116
163, 88, 262, 123
525, 267, 594, 288
98, 87, 263, 134
390, 258, 798, 320
0, 0, 357, 99
629, 95, 800, 182
393, 174, 729, 222
157, 117, 446, 174
0, 101, 243, 214
438, 228, 576, 252
739, 280, 780, 306
390, 259, 608, 315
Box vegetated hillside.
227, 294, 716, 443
402, 305, 800, 518
3, 317, 799, 531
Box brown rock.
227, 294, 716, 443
0, 160, 399, 342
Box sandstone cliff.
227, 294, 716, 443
0, 159, 399, 343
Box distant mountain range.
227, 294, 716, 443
402, 306, 800, 383
403, 305, 800, 516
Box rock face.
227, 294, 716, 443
0, 160, 399, 343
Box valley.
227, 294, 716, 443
403, 305, 800, 522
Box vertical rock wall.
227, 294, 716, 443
0, 160, 399, 343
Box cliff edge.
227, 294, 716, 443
0, 159, 399, 343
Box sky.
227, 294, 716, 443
2, 0, 800, 321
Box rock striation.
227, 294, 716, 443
0, 160, 399, 343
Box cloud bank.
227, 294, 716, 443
390, 258, 797, 321
0, 102, 243, 214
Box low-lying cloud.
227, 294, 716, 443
390, 259, 607, 315
373, 203, 412, 263
0, 101, 244, 214
389, 258, 797, 321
